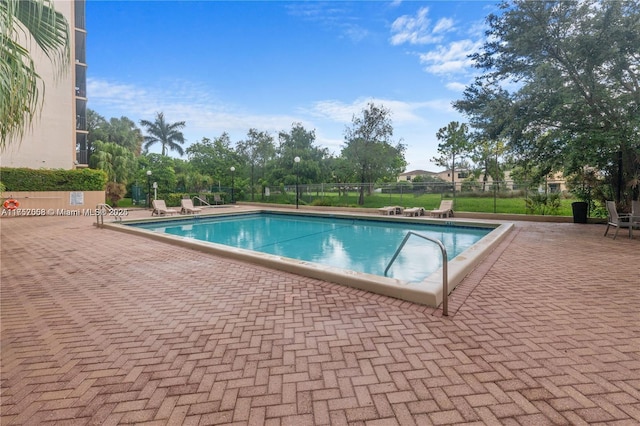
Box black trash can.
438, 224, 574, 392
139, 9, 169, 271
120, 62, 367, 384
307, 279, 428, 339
571, 201, 588, 223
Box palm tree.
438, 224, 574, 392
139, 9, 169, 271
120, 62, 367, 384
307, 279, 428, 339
1, 0, 70, 148
139, 112, 187, 156
90, 141, 136, 184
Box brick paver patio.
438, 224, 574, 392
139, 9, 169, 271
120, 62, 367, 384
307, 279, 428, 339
1, 209, 639, 425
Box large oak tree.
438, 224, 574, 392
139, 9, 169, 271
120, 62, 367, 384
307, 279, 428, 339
455, 0, 640, 205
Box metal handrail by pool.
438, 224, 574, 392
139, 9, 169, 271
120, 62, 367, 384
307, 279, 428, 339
95, 203, 123, 227
384, 231, 449, 316
193, 196, 211, 207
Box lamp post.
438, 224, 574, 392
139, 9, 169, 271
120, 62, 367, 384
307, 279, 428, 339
230, 166, 235, 203
294, 156, 300, 209
146, 170, 152, 208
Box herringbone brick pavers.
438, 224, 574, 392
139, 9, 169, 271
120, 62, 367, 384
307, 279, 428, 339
1, 211, 639, 425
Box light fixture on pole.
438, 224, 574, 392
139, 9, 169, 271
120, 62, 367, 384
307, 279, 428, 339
230, 166, 235, 204
294, 156, 300, 209
146, 170, 152, 208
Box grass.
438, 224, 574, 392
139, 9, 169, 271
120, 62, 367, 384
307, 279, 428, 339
114, 198, 134, 207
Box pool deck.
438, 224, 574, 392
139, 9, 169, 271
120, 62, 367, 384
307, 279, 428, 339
1, 206, 639, 425
106, 207, 514, 309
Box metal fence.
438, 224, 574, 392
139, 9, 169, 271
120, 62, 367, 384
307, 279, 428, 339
253, 180, 574, 214
146, 178, 586, 216
277, 180, 561, 198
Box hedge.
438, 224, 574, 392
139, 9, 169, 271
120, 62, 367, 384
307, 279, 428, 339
0, 168, 108, 191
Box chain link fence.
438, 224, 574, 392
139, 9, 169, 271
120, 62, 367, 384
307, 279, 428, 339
249, 180, 576, 216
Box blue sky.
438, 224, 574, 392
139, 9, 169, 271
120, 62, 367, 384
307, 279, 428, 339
87, 1, 497, 172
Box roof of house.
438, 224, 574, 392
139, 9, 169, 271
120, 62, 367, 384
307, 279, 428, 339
399, 169, 437, 176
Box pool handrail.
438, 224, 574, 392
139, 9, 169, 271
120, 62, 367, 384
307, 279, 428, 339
95, 203, 123, 227
384, 231, 449, 316
193, 196, 211, 207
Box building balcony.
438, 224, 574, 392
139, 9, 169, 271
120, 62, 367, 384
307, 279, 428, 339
76, 149, 89, 165
76, 115, 87, 131
74, 0, 86, 30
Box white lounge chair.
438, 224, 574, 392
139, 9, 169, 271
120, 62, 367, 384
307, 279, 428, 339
429, 200, 454, 218
180, 198, 203, 214
604, 200, 631, 239
631, 200, 640, 238
403, 207, 425, 217
378, 206, 403, 215
152, 199, 178, 216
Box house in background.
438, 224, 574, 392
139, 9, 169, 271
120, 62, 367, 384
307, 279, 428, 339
397, 170, 439, 182
433, 169, 471, 183
398, 169, 567, 193
1, 0, 87, 170
398, 169, 470, 185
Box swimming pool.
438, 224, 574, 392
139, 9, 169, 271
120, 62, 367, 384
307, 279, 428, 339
108, 209, 513, 307
131, 213, 490, 284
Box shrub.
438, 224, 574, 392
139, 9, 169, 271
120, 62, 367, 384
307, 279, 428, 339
525, 192, 561, 215
310, 198, 333, 207
0, 168, 107, 191
106, 182, 127, 206
161, 193, 188, 207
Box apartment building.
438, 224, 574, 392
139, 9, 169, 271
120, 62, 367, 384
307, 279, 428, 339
1, 0, 87, 170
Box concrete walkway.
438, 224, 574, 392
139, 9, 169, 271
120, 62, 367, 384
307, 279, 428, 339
1, 209, 639, 425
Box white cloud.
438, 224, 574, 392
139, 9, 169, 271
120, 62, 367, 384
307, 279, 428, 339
88, 79, 149, 113
307, 100, 359, 123
419, 39, 482, 75
342, 25, 370, 43
390, 7, 453, 46
286, 3, 369, 44
307, 97, 448, 125
87, 77, 303, 147
433, 17, 454, 34
445, 81, 468, 92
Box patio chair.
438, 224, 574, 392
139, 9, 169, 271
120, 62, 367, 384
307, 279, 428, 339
180, 198, 203, 214
378, 206, 403, 215
604, 200, 631, 239
378, 206, 395, 215
152, 199, 179, 216
429, 200, 454, 218
632, 200, 640, 236
403, 207, 425, 217
213, 193, 223, 205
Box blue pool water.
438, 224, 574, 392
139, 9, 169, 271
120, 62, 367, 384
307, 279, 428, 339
130, 213, 492, 283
